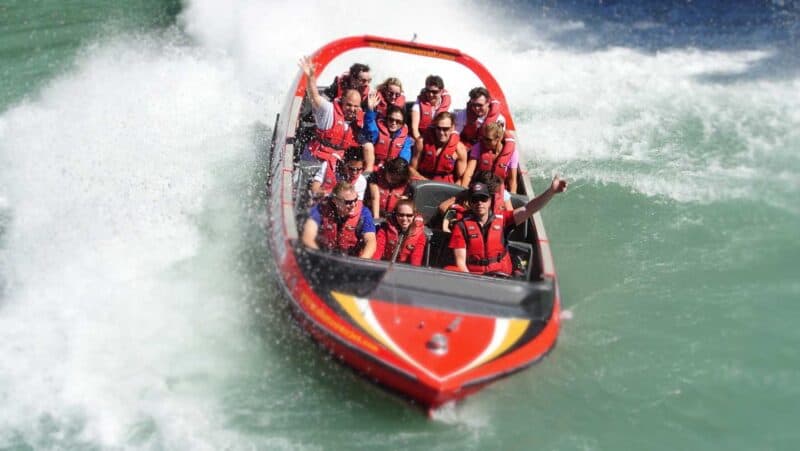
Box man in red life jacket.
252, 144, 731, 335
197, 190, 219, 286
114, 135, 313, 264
372, 199, 426, 266
449, 176, 567, 276
409, 111, 468, 185
462, 121, 519, 193
454, 87, 506, 147
439, 170, 514, 232
367, 157, 412, 220
302, 181, 377, 258
299, 57, 372, 171
410, 75, 452, 152
309, 147, 368, 201
323, 62, 372, 102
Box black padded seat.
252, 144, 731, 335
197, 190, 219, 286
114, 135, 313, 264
410, 180, 466, 224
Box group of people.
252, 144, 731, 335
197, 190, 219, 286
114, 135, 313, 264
298, 57, 567, 276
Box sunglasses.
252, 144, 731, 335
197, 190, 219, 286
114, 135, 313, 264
386, 117, 403, 125
426, 88, 441, 95
358, 77, 372, 83
385, 91, 401, 98
469, 102, 488, 108
434, 126, 451, 133
346, 165, 364, 172
337, 197, 358, 206
471, 195, 491, 203
395, 213, 414, 218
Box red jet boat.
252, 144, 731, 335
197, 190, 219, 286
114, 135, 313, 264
266, 35, 561, 413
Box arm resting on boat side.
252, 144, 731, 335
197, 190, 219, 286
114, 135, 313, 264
453, 248, 469, 272
360, 232, 377, 259
512, 176, 568, 226
301, 218, 320, 250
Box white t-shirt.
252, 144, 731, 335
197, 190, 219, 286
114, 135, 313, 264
313, 161, 367, 200
312, 97, 356, 133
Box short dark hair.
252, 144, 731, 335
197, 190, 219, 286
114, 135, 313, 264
468, 86, 490, 101
385, 105, 405, 121
384, 158, 410, 182
348, 63, 370, 78
471, 170, 502, 194
425, 75, 444, 89
344, 146, 364, 162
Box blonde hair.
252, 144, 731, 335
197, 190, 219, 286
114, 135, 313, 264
483, 121, 504, 140
377, 77, 403, 93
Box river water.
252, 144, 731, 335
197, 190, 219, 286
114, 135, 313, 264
1, 1, 798, 449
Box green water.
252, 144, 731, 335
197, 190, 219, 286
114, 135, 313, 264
1, 1, 798, 450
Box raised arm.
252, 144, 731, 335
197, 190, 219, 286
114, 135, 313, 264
512, 176, 567, 225
299, 56, 325, 111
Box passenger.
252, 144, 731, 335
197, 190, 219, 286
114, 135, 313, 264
324, 62, 372, 101
449, 175, 567, 276
301, 181, 377, 258
372, 199, 426, 266
462, 122, 519, 193
374, 77, 406, 119
439, 171, 514, 232
364, 91, 413, 169
299, 57, 367, 173
367, 157, 412, 220
410, 75, 451, 151
454, 87, 506, 147
409, 111, 468, 184
310, 147, 368, 201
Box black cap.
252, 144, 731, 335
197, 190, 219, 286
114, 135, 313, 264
469, 182, 491, 200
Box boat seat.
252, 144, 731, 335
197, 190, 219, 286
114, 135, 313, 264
410, 180, 466, 225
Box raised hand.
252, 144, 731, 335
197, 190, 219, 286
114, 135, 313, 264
367, 90, 379, 111
551, 176, 568, 193
298, 56, 315, 78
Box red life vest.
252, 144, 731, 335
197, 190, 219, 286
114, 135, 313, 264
456, 213, 512, 274
375, 215, 425, 264
375, 92, 407, 119
334, 71, 370, 101
317, 199, 365, 255
476, 134, 515, 179
417, 130, 460, 183
416, 89, 452, 132
373, 169, 411, 217
460, 98, 502, 146
307, 99, 363, 167
373, 122, 408, 165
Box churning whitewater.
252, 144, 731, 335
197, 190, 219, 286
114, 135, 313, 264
1, 0, 798, 449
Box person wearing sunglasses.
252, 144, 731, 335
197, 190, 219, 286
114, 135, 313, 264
462, 121, 519, 194
449, 175, 567, 276
310, 147, 368, 201
367, 157, 412, 220
323, 62, 372, 102
410, 75, 451, 150
454, 86, 505, 147
299, 57, 367, 176
363, 91, 414, 171
409, 111, 468, 185
372, 199, 426, 266
373, 77, 406, 119
438, 171, 514, 232
302, 181, 376, 259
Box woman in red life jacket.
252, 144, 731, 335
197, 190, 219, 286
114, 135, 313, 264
301, 181, 377, 258
323, 62, 372, 103
373, 199, 426, 266
449, 175, 568, 276
367, 157, 412, 220
462, 122, 519, 193
439, 170, 514, 232
374, 77, 406, 119
454, 87, 506, 147
410, 75, 452, 152
309, 147, 368, 202
299, 57, 365, 171
364, 92, 414, 170
409, 111, 468, 184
